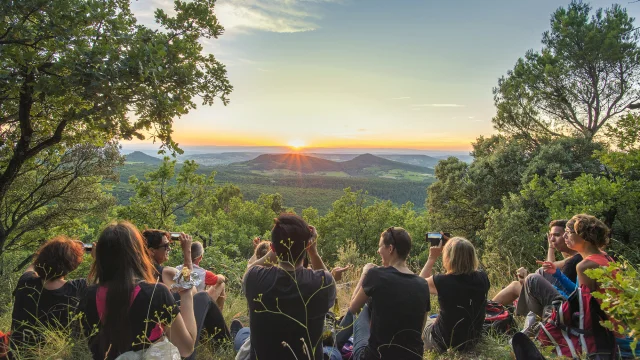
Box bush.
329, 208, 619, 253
586, 261, 640, 354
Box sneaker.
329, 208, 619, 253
230, 319, 243, 341
521, 312, 539, 338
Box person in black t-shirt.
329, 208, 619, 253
80, 221, 198, 359
336, 227, 430, 360
419, 236, 490, 352
10, 236, 87, 351
241, 213, 336, 360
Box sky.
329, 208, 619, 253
128, 0, 640, 152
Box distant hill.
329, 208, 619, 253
341, 154, 433, 174
182, 152, 260, 166
230, 154, 343, 173
377, 154, 440, 169
125, 151, 162, 165
228, 153, 434, 176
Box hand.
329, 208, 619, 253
547, 233, 555, 249
537, 260, 557, 275
179, 233, 192, 252
516, 267, 528, 280
331, 264, 352, 282
216, 274, 226, 283
440, 232, 451, 242
90, 242, 97, 260
429, 240, 444, 260
307, 226, 319, 255
252, 237, 260, 249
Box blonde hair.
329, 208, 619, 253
442, 237, 479, 275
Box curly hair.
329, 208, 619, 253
255, 240, 271, 259
33, 235, 84, 280
568, 214, 610, 248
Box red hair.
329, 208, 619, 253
33, 235, 84, 280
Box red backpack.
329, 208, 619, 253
536, 284, 616, 359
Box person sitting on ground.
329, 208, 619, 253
336, 227, 430, 359
176, 241, 226, 310
419, 236, 490, 353
238, 214, 336, 360
9, 236, 88, 351
247, 237, 271, 268
79, 221, 198, 359
515, 214, 612, 319
492, 219, 583, 307
142, 229, 192, 285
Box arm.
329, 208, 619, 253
246, 250, 277, 271
164, 289, 197, 357
420, 257, 437, 279
179, 233, 193, 271
576, 260, 599, 292
348, 287, 369, 314
426, 276, 438, 295
420, 241, 443, 279
540, 260, 576, 294
306, 226, 327, 271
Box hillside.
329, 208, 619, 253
227, 153, 434, 176
378, 154, 440, 169
229, 154, 344, 173
182, 152, 260, 166
124, 151, 162, 165
341, 153, 433, 175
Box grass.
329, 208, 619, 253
0, 265, 528, 360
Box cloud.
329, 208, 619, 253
392, 96, 411, 100
412, 104, 466, 108
215, 0, 338, 34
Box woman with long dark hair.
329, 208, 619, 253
79, 221, 197, 359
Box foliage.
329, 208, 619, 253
586, 262, 640, 353
317, 188, 429, 264
116, 157, 215, 230
0, 0, 230, 254
493, 1, 640, 141
0, 143, 121, 256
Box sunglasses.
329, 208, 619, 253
386, 227, 397, 246
154, 243, 171, 251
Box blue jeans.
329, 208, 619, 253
336, 305, 371, 360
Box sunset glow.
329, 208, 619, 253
287, 139, 306, 150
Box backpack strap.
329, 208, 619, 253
96, 285, 142, 324
540, 322, 563, 355
558, 298, 579, 358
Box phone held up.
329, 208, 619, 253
83, 243, 93, 253
426, 232, 451, 247
169, 232, 181, 241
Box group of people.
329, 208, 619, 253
4, 211, 622, 359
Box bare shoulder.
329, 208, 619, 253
577, 259, 600, 272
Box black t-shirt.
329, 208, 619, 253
562, 254, 583, 283
10, 271, 87, 346
243, 266, 336, 360
79, 281, 179, 360
362, 267, 430, 360
431, 271, 490, 352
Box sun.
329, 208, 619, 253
287, 139, 306, 150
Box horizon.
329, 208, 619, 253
125, 0, 640, 151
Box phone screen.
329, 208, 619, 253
426, 232, 442, 246
170, 232, 181, 241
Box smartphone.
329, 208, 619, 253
169, 232, 181, 241
83, 243, 93, 253
426, 232, 452, 246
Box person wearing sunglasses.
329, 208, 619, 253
336, 227, 430, 359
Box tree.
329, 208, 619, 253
0, 142, 121, 256
493, 2, 640, 141
117, 158, 215, 229
0, 0, 231, 251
